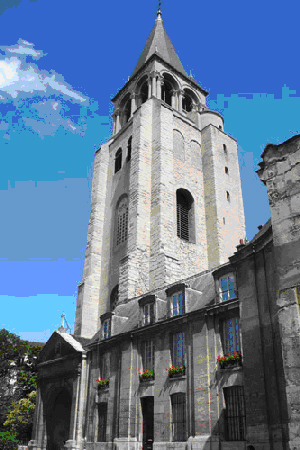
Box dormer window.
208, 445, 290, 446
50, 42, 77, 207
172, 292, 184, 316
166, 283, 187, 317
138, 295, 156, 327
143, 302, 155, 325
103, 319, 111, 339
219, 276, 236, 301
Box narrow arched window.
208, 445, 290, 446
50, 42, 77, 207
225, 166, 229, 174
226, 191, 230, 202
223, 144, 227, 154
116, 197, 128, 245
115, 148, 122, 173
110, 285, 119, 311
127, 136, 132, 161
176, 189, 193, 241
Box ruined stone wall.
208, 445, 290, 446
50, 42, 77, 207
258, 136, 300, 449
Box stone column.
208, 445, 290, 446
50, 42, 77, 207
150, 72, 157, 98
178, 89, 183, 113
115, 108, 121, 134
112, 112, 116, 135
147, 76, 152, 99
156, 75, 163, 100
130, 93, 137, 117
171, 90, 176, 109
195, 104, 201, 129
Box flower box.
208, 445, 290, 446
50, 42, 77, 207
96, 378, 109, 389
166, 365, 186, 378
139, 369, 155, 382
217, 353, 242, 369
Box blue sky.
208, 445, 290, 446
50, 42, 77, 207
1, 0, 299, 342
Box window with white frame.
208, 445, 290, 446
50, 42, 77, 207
172, 332, 185, 367
142, 339, 155, 372
172, 292, 184, 316
219, 276, 236, 301
223, 317, 241, 355
143, 302, 155, 325
171, 393, 186, 441
103, 319, 111, 339
223, 386, 246, 441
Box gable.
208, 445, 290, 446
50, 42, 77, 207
38, 331, 83, 363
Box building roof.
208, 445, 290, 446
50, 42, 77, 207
130, 11, 189, 80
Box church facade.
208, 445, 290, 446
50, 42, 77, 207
29, 10, 300, 450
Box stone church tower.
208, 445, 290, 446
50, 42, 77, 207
74, 9, 245, 339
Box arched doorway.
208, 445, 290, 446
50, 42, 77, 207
46, 389, 72, 450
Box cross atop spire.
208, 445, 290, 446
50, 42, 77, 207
129, 4, 189, 80
157, 0, 162, 19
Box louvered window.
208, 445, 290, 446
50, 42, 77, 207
116, 198, 128, 246
171, 394, 186, 441
97, 403, 108, 442
176, 189, 192, 241
223, 386, 246, 441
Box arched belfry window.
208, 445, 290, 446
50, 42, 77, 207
140, 82, 148, 104
123, 99, 131, 124
115, 148, 122, 173
116, 196, 128, 246
176, 189, 194, 242
161, 79, 173, 106
110, 284, 119, 311
182, 94, 192, 112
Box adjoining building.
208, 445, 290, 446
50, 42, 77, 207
29, 9, 300, 450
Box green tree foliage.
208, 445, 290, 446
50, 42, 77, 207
0, 329, 42, 444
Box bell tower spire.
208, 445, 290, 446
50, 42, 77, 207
74, 9, 246, 339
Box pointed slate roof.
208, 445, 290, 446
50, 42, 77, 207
130, 11, 188, 79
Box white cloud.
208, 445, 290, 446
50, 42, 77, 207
0, 40, 87, 103
7, 45, 43, 59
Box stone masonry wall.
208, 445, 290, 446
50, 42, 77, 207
74, 142, 110, 339
201, 125, 245, 270
173, 113, 208, 278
